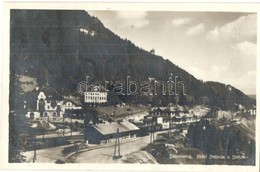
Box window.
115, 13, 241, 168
30, 112, 34, 119
57, 105, 61, 111
44, 112, 48, 117
38, 98, 45, 111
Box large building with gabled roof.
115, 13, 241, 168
85, 121, 139, 144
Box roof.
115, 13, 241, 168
93, 122, 139, 135
151, 107, 167, 111
29, 120, 57, 130
168, 105, 186, 112
203, 111, 215, 118
150, 106, 188, 114
63, 98, 82, 106
86, 85, 107, 92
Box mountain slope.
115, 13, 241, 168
10, 10, 255, 109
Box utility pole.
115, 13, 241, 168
113, 105, 116, 122
152, 128, 155, 142
168, 120, 171, 138
33, 135, 37, 163
150, 121, 155, 144
63, 117, 65, 136
113, 128, 122, 159
70, 117, 72, 136
150, 126, 152, 144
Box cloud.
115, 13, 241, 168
233, 41, 256, 57
116, 11, 149, 28
186, 23, 205, 36
172, 17, 192, 26
206, 27, 220, 41
206, 14, 256, 41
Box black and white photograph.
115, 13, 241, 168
0, 2, 259, 171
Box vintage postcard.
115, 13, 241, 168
0, 2, 259, 172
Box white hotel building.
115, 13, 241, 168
84, 85, 108, 106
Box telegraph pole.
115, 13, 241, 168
70, 117, 72, 136
113, 128, 122, 159
62, 116, 65, 136
33, 135, 37, 163
150, 126, 152, 144
150, 122, 155, 144
152, 129, 155, 143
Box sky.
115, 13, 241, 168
88, 11, 257, 95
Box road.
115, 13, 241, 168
22, 144, 72, 163
71, 135, 152, 163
